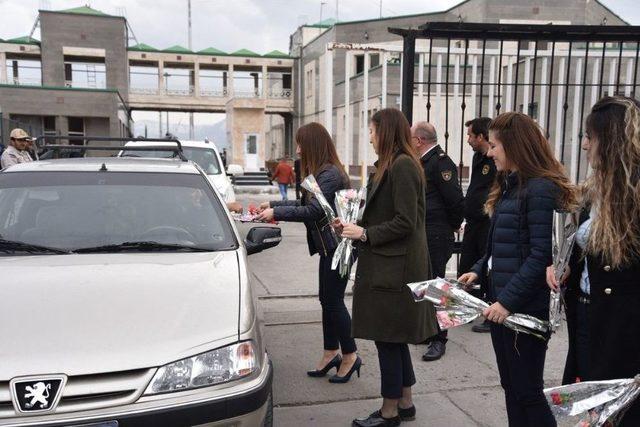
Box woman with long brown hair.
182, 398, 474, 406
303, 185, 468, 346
458, 112, 576, 427
257, 122, 361, 383
547, 96, 640, 425
337, 108, 437, 427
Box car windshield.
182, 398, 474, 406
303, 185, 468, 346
0, 171, 237, 253
121, 147, 222, 175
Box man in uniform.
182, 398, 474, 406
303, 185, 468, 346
1, 128, 34, 169
410, 122, 464, 361
460, 117, 496, 333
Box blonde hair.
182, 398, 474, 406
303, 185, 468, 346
583, 96, 640, 268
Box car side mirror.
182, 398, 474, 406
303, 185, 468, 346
245, 226, 282, 255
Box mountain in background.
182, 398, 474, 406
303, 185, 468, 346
132, 119, 228, 150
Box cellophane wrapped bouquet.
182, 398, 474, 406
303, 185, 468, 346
408, 278, 550, 339
331, 187, 366, 277
550, 210, 579, 332
545, 375, 640, 426
301, 174, 339, 244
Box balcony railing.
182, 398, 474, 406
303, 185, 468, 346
200, 88, 228, 97
234, 89, 261, 98
130, 87, 159, 95
3, 77, 42, 86
166, 86, 195, 96
268, 88, 292, 99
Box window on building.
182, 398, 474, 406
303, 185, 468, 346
355, 55, 364, 75
305, 69, 313, 97
68, 117, 85, 145
370, 54, 380, 68
282, 73, 292, 89
64, 60, 106, 89
42, 116, 56, 144
6, 58, 42, 86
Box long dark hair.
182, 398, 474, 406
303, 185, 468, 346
583, 96, 640, 268
296, 122, 348, 182
370, 108, 422, 182
485, 112, 577, 215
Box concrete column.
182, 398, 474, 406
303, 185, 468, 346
55, 116, 69, 145
0, 52, 6, 84
344, 51, 351, 167
228, 64, 234, 98
158, 60, 165, 95
362, 52, 370, 180
262, 65, 268, 99
194, 62, 200, 97
381, 51, 388, 110
324, 48, 333, 136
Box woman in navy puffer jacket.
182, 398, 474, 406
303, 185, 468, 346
459, 112, 576, 427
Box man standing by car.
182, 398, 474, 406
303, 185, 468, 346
460, 117, 496, 333
411, 122, 464, 362
1, 128, 34, 169
271, 157, 295, 201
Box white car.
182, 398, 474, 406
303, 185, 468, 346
121, 140, 236, 203
0, 153, 279, 426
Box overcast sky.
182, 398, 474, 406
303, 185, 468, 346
1, 0, 639, 54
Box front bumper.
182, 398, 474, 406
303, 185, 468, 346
1, 359, 272, 427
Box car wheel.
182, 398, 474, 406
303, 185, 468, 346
262, 390, 273, 427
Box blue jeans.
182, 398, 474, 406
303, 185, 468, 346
278, 183, 288, 200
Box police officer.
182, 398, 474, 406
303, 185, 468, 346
1, 128, 34, 169
460, 117, 496, 333
410, 122, 464, 361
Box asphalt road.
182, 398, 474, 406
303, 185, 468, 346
237, 190, 568, 427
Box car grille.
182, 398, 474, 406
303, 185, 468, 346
0, 368, 156, 417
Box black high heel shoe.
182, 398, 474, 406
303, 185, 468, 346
328, 355, 362, 383
307, 354, 342, 377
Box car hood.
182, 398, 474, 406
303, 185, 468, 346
0, 252, 240, 379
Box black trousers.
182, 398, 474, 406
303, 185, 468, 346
375, 341, 416, 399
459, 219, 491, 297
426, 228, 454, 343
490, 321, 556, 427
319, 254, 357, 354
574, 298, 590, 381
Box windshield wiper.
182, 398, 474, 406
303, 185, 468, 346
0, 239, 70, 254
73, 241, 212, 253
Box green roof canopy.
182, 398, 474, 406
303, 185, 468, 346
263, 50, 289, 58
57, 6, 110, 16
5, 36, 40, 45
198, 47, 228, 56
308, 18, 336, 28
162, 45, 193, 54
128, 43, 159, 52
230, 48, 261, 57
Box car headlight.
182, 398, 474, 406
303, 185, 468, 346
144, 341, 258, 395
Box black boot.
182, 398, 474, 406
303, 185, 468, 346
472, 319, 491, 333
422, 340, 446, 361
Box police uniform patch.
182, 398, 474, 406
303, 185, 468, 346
482, 164, 490, 175
441, 170, 452, 181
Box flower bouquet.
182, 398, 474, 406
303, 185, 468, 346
550, 210, 580, 332
545, 375, 640, 426
408, 278, 550, 339
231, 204, 278, 223
301, 174, 339, 244
331, 187, 366, 278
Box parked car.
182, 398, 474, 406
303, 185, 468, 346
120, 139, 236, 203
0, 150, 279, 426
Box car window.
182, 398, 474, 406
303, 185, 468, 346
121, 147, 222, 175
0, 171, 237, 252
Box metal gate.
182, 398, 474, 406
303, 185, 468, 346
392, 22, 640, 183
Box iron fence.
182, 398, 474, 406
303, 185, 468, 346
391, 22, 640, 183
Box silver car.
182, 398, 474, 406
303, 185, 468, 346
0, 156, 279, 426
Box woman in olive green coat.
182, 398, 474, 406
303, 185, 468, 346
338, 108, 437, 427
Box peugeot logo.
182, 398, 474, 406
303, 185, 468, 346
10, 375, 66, 414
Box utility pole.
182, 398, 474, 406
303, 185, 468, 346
379, 0, 382, 18
335, 0, 339, 22
319, 1, 326, 24
187, 0, 194, 140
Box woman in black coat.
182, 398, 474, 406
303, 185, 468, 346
547, 96, 640, 426
257, 122, 360, 383
458, 112, 577, 427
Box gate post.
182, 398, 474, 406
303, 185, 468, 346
401, 35, 416, 124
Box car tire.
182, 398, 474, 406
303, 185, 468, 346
262, 390, 273, 427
